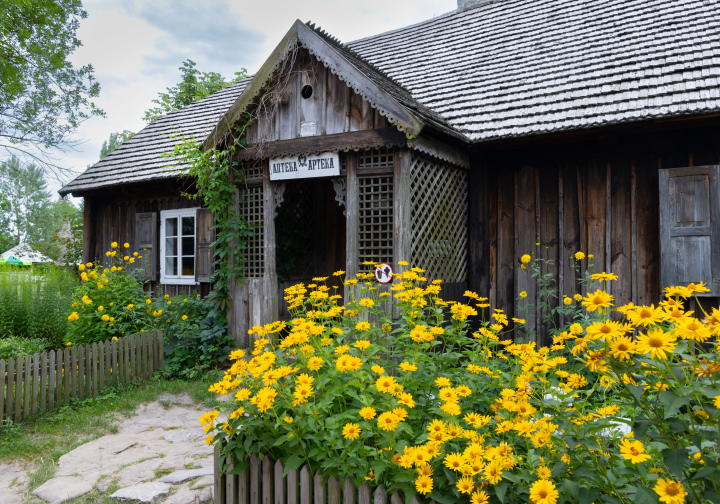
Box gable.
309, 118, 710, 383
245, 48, 391, 146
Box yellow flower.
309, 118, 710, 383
78, 264, 85, 271
456, 476, 474, 494
609, 336, 636, 360
530, 480, 559, 504
355, 321, 371, 331
342, 423, 361, 440
536, 466, 552, 479
415, 475, 433, 495
205, 436, 213, 445
636, 328, 676, 359
354, 340, 371, 350
618, 439, 651, 464
97, 306, 104, 312
182, 315, 188, 320
67, 312, 79, 322
628, 304, 666, 327
359, 298, 374, 308
399, 361, 417, 372
435, 376, 451, 387
591, 272, 618, 282
127, 304, 134, 310
146, 298, 152, 305
582, 289, 613, 312
575, 251, 585, 260
377, 412, 400, 431
359, 407, 376, 419
471, 490, 490, 504
521, 254, 531, 264
164, 294, 170, 300
283, 416, 293, 424
519, 291, 527, 299
563, 296, 572, 305
654, 478, 686, 504
574, 293, 583, 302
167, 300, 172, 305
102, 314, 110, 322
111, 241, 118, 248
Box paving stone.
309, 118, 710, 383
159, 467, 214, 484
110, 482, 171, 503
162, 487, 198, 504
32, 476, 93, 504
0, 462, 29, 504
198, 487, 213, 503
163, 429, 205, 443
114, 459, 166, 488
189, 475, 214, 490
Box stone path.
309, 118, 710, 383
0, 393, 216, 504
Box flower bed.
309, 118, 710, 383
205, 258, 720, 504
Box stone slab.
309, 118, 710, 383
159, 467, 214, 484
162, 429, 205, 443
189, 475, 214, 489
32, 476, 93, 504
110, 482, 170, 503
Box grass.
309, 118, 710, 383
0, 372, 222, 475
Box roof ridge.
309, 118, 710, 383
303, 21, 408, 91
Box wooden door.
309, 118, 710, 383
659, 165, 720, 296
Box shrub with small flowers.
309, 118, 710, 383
65, 244, 233, 376
205, 259, 720, 504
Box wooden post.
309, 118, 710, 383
300, 466, 313, 504
77, 346, 85, 401
327, 477, 340, 504
468, 153, 490, 299
263, 456, 274, 504
0, 359, 5, 422
250, 453, 260, 504
40, 352, 47, 412
373, 485, 388, 504
23, 354, 31, 418
389, 491, 403, 504
32, 353, 39, 416
313, 473, 325, 504
48, 351, 55, 410
345, 152, 359, 304
263, 161, 279, 327
226, 462, 237, 504
63, 348, 71, 403
394, 148, 412, 265
158, 331, 164, 370
239, 466, 250, 504
5, 358, 13, 421
55, 349, 62, 406
15, 356, 23, 421
70, 347, 77, 400
343, 477, 356, 504
214, 448, 226, 504
275, 459, 286, 504
130, 334, 136, 380
287, 467, 299, 504
358, 482, 371, 504
93, 343, 99, 396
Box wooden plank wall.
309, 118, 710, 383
474, 129, 720, 346
1, 331, 163, 424
84, 191, 212, 298
245, 48, 388, 144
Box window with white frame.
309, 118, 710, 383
160, 208, 200, 285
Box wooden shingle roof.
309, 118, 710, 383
61, 0, 720, 195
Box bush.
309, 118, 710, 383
66, 243, 234, 377
205, 261, 720, 504
0, 335, 49, 360
0, 265, 77, 347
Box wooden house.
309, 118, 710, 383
60, 0, 720, 346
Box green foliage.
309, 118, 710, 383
0, 0, 103, 175
143, 60, 247, 122
0, 265, 77, 347
165, 121, 253, 304
208, 262, 720, 504
0, 335, 48, 360
162, 307, 235, 380
100, 130, 135, 159
0, 158, 82, 259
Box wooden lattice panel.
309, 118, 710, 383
241, 160, 263, 182
410, 152, 468, 282
241, 186, 264, 278
359, 148, 394, 170
359, 175, 394, 265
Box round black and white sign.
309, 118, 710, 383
374, 263, 393, 284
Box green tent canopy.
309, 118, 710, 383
0, 255, 32, 266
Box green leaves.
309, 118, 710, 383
662, 448, 690, 478
658, 391, 692, 419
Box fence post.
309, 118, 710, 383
275, 459, 286, 504
23, 354, 31, 419
15, 356, 23, 422
158, 331, 164, 370
250, 453, 260, 504
327, 477, 340, 504
130, 334, 136, 380
313, 474, 325, 504
32, 353, 39, 415
0, 359, 5, 423
85, 343, 91, 397
373, 485, 388, 504
63, 347, 71, 403
78, 346, 85, 401
343, 478, 356, 504
54, 349, 61, 407
262, 456, 274, 504
70, 346, 77, 400
214, 447, 226, 504
300, 466, 313, 504
5, 357, 13, 421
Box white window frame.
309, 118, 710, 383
159, 208, 200, 285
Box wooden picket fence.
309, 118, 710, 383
214, 451, 428, 504
0, 330, 163, 424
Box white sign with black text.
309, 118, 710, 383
269, 152, 341, 181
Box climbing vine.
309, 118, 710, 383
164, 118, 253, 306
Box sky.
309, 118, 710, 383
52, 0, 458, 197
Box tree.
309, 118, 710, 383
143, 60, 246, 122
100, 130, 134, 159
0, 0, 104, 179
0, 158, 81, 257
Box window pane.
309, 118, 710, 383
166, 218, 177, 237
182, 217, 194, 236
165, 256, 178, 276
165, 237, 177, 256
181, 236, 194, 257
181, 256, 194, 276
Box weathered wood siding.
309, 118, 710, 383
245, 48, 388, 144
470, 124, 720, 346
83, 184, 212, 298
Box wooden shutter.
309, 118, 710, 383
135, 212, 157, 281
659, 165, 720, 297
195, 208, 215, 283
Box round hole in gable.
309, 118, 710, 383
301, 85, 313, 99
